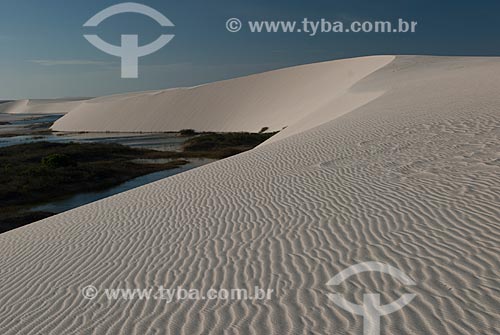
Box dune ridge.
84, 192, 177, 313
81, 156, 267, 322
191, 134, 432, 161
0, 56, 499, 334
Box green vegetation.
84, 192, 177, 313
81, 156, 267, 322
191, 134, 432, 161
41, 153, 73, 168
0, 142, 188, 233
182, 131, 277, 158
0, 130, 277, 233
179, 129, 196, 136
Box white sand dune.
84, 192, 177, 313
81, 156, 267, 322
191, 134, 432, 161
0, 56, 499, 335
52, 56, 394, 136
0, 98, 88, 114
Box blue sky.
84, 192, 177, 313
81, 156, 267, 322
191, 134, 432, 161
1, 0, 500, 99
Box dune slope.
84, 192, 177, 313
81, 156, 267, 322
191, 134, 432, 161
52, 56, 394, 137
0, 56, 499, 335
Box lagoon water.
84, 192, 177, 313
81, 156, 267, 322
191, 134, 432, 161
0, 113, 190, 151
0, 113, 213, 215
30, 159, 213, 214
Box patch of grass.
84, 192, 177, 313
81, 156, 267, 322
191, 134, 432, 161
183, 132, 277, 158
0, 142, 189, 232
0, 142, 191, 205
41, 153, 73, 168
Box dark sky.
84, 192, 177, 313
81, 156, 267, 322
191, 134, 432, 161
1, 0, 499, 99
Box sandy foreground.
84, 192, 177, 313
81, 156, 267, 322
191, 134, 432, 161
0, 56, 498, 334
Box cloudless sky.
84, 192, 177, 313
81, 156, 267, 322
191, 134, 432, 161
1, 0, 500, 99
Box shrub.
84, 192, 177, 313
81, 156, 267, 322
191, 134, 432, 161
259, 127, 269, 133
179, 129, 196, 136
41, 153, 72, 168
